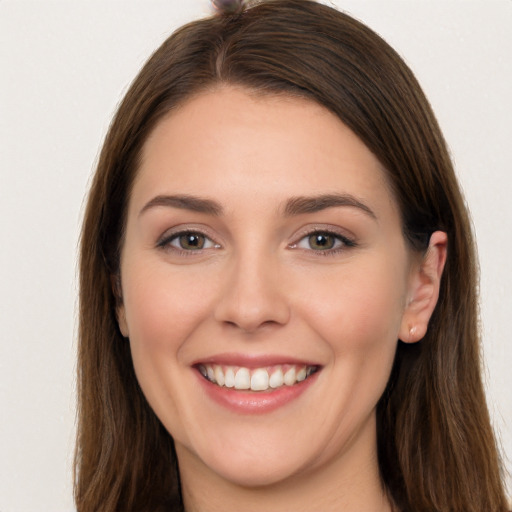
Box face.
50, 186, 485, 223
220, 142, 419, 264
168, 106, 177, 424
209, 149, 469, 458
117, 87, 425, 488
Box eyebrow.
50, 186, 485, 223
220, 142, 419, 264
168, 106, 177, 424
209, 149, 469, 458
283, 193, 377, 219
139, 192, 376, 220
139, 194, 223, 217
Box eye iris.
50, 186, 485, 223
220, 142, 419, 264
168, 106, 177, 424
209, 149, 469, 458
179, 233, 205, 250
309, 233, 335, 250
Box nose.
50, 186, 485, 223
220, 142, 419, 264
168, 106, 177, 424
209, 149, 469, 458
213, 252, 291, 333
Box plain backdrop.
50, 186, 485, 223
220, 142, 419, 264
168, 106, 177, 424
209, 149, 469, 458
1, 1, 511, 510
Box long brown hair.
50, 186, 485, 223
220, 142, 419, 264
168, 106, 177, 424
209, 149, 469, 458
75, 1, 508, 510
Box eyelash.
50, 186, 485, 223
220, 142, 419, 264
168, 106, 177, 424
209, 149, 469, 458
156, 228, 356, 256
290, 229, 356, 255
156, 229, 220, 256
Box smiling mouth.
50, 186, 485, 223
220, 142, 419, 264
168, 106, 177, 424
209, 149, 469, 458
196, 363, 320, 392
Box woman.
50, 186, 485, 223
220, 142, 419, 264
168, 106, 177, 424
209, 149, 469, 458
75, 0, 509, 510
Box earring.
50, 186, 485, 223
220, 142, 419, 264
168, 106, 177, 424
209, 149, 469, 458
409, 325, 417, 342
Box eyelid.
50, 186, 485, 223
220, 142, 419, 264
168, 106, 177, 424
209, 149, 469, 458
156, 225, 222, 252
288, 226, 357, 252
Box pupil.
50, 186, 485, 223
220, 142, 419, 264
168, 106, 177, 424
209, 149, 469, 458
310, 233, 334, 250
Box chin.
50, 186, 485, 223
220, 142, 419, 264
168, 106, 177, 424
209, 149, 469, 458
176, 429, 315, 489
204, 455, 304, 488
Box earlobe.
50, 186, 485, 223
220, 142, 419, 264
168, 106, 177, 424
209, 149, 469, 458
111, 274, 129, 338
399, 231, 448, 343
116, 305, 129, 338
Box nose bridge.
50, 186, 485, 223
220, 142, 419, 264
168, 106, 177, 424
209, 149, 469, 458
214, 242, 290, 332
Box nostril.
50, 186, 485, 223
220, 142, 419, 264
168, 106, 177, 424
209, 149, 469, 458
222, 318, 274, 333
218, 311, 289, 334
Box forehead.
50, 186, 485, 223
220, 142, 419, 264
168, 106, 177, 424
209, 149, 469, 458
132, 86, 397, 218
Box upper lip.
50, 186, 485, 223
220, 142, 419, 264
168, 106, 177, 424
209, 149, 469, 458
191, 353, 321, 368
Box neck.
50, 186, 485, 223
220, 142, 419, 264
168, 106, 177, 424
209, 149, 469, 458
177, 416, 392, 512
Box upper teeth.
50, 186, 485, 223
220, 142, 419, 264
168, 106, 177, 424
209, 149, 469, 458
198, 364, 316, 391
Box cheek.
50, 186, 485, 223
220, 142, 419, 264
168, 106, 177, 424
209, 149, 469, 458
302, 257, 407, 357
121, 263, 218, 362
120, 264, 220, 440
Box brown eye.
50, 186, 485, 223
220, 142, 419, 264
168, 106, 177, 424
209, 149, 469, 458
291, 230, 355, 254
177, 233, 206, 250
308, 233, 336, 250
158, 229, 220, 254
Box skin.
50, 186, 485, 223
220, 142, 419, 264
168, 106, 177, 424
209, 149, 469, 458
117, 86, 447, 512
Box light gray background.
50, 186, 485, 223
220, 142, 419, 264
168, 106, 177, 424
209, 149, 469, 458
1, 1, 510, 510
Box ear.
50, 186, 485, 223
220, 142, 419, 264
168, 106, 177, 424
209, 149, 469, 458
111, 274, 129, 338
399, 231, 448, 343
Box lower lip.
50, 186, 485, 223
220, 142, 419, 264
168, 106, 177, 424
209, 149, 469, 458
196, 370, 319, 414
